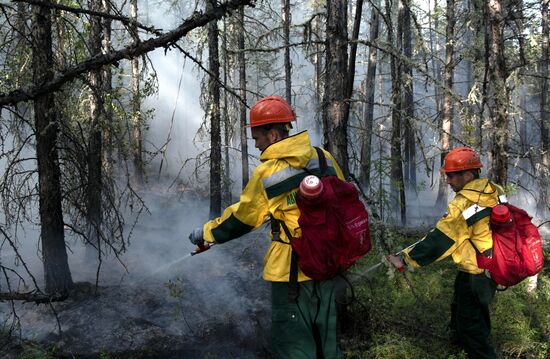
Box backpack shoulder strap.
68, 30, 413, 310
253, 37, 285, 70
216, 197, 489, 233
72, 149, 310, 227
313, 146, 328, 177
278, 220, 299, 302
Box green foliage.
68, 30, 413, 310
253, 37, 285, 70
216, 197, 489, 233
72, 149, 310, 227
343, 231, 550, 359
99, 348, 112, 359
165, 278, 186, 299
18, 343, 60, 359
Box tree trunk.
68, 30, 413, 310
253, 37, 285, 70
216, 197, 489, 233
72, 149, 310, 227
87, 0, 103, 250
436, 0, 456, 210
487, 0, 508, 185
323, 0, 350, 178
222, 17, 232, 206
102, 0, 113, 174
387, 0, 406, 225
282, 0, 292, 104
463, 0, 479, 147
130, 0, 143, 186
359, 1, 380, 190
32, 4, 73, 295
402, 0, 416, 191
237, 7, 249, 188
313, 5, 324, 139
207, 0, 222, 218
540, 0, 550, 212
343, 0, 364, 131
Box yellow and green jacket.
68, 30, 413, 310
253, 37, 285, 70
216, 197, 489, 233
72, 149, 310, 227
203, 131, 344, 282
403, 179, 505, 274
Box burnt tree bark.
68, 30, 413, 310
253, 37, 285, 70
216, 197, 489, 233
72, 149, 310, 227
323, 0, 350, 178
208, 0, 222, 218
360, 1, 380, 190
32, 4, 73, 295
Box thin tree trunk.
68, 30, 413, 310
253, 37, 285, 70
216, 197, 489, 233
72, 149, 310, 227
360, 2, 380, 190
323, 0, 350, 178
32, 4, 73, 295
462, 0, 479, 147
313, 5, 324, 139
343, 0, 364, 129
207, 0, 222, 218
402, 0, 416, 191
222, 17, 231, 206
14, 3, 29, 119
436, 0, 455, 210
87, 0, 103, 250
130, 0, 143, 185
237, 7, 249, 188
387, 0, 406, 225
540, 0, 550, 212
282, 0, 292, 104
487, 0, 508, 185
102, 0, 113, 174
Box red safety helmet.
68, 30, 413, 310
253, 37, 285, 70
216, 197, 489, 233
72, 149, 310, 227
247, 96, 296, 128
440, 147, 483, 173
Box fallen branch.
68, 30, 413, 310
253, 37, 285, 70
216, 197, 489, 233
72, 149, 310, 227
0, 291, 68, 304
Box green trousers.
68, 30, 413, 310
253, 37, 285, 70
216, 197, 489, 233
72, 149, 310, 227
451, 271, 497, 359
271, 280, 341, 359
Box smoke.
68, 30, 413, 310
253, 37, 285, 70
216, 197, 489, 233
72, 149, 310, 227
1, 191, 272, 356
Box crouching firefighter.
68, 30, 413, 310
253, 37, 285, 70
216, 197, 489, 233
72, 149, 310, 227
189, 96, 344, 359
388, 147, 503, 359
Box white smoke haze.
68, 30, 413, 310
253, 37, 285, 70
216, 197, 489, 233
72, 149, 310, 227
1, 191, 272, 357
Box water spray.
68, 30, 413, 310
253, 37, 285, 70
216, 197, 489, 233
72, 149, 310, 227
139, 242, 215, 280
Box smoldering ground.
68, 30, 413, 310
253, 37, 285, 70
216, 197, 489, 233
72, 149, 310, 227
0, 191, 273, 358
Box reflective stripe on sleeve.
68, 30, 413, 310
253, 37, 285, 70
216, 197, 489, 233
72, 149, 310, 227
462, 204, 491, 226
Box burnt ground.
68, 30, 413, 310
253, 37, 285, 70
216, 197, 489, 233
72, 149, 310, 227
0, 192, 273, 358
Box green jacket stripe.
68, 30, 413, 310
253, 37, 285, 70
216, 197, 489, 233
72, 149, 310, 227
211, 214, 254, 243
409, 228, 455, 266
463, 206, 491, 226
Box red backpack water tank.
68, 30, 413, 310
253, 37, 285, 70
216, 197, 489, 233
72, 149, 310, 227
474, 203, 544, 287
288, 148, 371, 280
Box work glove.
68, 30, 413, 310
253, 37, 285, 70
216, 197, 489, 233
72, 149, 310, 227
385, 253, 405, 272
189, 227, 205, 246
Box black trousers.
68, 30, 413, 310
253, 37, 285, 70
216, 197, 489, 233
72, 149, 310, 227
450, 271, 497, 359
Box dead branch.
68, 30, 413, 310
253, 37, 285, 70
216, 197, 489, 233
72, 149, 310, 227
14, 0, 162, 35
0, 291, 68, 304
0, 0, 255, 107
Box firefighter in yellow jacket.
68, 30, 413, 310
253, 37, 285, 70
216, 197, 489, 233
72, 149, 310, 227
189, 96, 344, 359
389, 147, 502, 359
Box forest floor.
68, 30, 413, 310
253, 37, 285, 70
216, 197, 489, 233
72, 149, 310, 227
341, 225, 550, 359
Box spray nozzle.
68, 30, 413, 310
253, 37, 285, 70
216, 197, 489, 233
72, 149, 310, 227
191, 242, 213, 256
